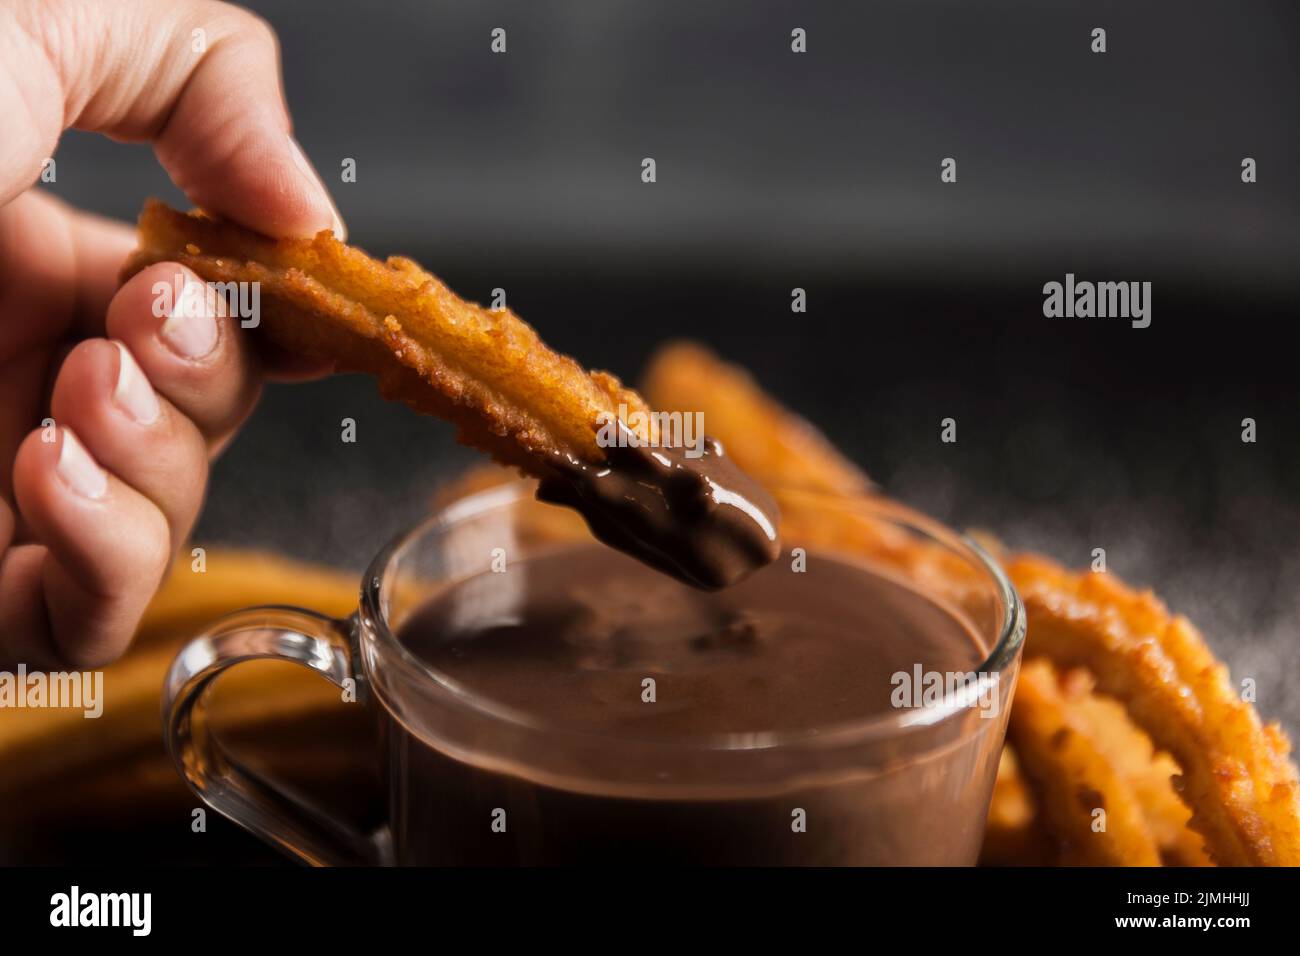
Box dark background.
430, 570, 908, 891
42, 0, 1300, 732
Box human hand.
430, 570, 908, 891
0, 0, 344, 667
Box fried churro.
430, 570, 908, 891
1009, 660, 1161, 866
1061, 668, 1209, 866
125, 204, 648, 470
1009, 554, 1300, 866
122, 202, 778, 589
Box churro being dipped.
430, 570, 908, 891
121, 202, 779, 589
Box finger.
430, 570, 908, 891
0, 193, 321, 384
0, 195, 138, 497
105, 261, 261, 449
0, 192, 136, 353
11, 426, 170, 667
0, 543, 62, 667
1, 0, 344, 239
48, 338, 209, 552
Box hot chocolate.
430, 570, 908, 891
381, 543, 1003, 864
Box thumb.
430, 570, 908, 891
0, 0, 344, 240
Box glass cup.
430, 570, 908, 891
162, 482, 1025, 865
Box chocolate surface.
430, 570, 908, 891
536, 435, 781, 590
398, 544, 984, 737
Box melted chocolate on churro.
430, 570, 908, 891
536, 435, 780, 590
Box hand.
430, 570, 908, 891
0, 0, 345, 667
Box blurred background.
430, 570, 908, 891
42, 0, 1300, 743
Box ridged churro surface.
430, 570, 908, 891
122, 200, 652, 476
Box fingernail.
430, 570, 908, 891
57, 429, 107, 500
160, 281, 218, 359
287, 134, 347, 241
112, 342, 161, 425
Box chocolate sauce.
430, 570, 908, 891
536, 435, 780, 590
381, 544, 1003, 864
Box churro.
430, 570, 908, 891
1009, 660, 1161, 866
124, 202, 647, 472
122, 202, 779, 589
1010, 554, 1300, 866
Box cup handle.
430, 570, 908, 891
161, 605, 388, 866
